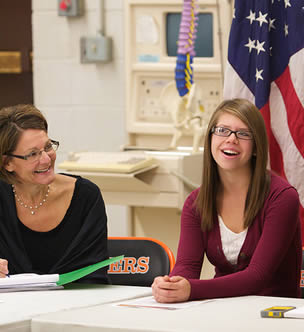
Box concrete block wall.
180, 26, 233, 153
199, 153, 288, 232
32, 0, 128, 235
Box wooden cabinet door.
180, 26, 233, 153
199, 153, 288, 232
0, 0, 33, 108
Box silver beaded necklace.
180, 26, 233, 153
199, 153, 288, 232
12, 184, 50, 215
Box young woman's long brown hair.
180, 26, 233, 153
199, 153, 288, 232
195, 98, 270, 231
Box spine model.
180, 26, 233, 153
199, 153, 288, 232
175, 0, 198, 97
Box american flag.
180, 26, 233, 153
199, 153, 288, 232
223, 0, 304, 244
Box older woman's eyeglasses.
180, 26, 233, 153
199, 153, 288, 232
6, 140, 59, 162
211, 127, 253, 140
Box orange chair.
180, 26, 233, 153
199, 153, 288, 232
107, 237, 175, 287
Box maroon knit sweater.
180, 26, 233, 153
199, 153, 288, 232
170, 173, 302, 300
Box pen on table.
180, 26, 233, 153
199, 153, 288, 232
6, 273, 10, 278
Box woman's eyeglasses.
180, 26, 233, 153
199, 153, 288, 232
211, 127, 253, 140
6, 140, 59, 162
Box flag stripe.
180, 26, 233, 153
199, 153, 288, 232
260, 103, 285, 175
269, 84, 304, 206
275, 67, 304, 158
289, 49, 304, 106
263, 98, 304, 242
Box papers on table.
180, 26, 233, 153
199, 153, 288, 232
0, 273, 60, 292
0, 256, 124, 293
284, 306, 304, 319
115, 295, 214, 310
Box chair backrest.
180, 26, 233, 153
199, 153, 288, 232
301, 247, 304, 298
107, 236, 175, 287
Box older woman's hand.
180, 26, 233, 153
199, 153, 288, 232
0, 258, 9, 278
152, 275, 191, 303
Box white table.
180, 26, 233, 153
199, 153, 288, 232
0, 284, 151, 332
31, 295, 304, 332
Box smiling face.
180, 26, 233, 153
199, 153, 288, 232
4, 129, 56, 186
211, 112, 254, 175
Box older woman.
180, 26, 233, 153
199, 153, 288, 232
0, 104, 109, 284
152, 98, 302, 302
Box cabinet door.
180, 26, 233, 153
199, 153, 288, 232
0, 0, 33, 107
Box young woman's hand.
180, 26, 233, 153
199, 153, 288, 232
152, 275, 191, 303
0, 259, 9, 278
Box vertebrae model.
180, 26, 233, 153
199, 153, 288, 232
161, 0, 210, 153
175, 0, 198, 97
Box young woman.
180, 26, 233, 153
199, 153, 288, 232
0, 104, 109, 283
152, 98, 302, 302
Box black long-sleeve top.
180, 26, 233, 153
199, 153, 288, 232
0, 174, 110, 284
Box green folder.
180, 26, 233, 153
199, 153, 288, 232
57, 255, 124, 286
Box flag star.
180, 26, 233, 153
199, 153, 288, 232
246, 10, 256, 24
256, 11, 268, 27
284, 0, 291, 8
269, 18, 276, 31
269, 46, 273, 56
256, 40, 266, 54
233, 8, 235, 19
284, 24, 289, 36
255, 68, 264, 82
245, 38, 256, 53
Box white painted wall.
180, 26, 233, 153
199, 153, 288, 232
32, 0, 128, 236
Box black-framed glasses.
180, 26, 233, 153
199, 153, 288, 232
211, 127, 253, 140
6, 140, 59, 162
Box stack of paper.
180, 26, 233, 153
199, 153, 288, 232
0, 255, 123, 293
0, 274, 60, 292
